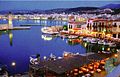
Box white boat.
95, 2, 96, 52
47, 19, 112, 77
91, 40, 97, 44
68, 35, 78, 39
98, 40, 104, 44
49, 53, 56, 60
63, 51, 73, 57
41, 27, 51, 33
101, 51, 111, 54
30, 55, 38, 65
103, 42, 110, 45
109, 43, 116, 47
83, 38, 87, 41
103, 42, 116, 47
83, 37, 91, 42
41, 27, 59, 34
90, 38, 97, 44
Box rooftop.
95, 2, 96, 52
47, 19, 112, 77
30, 53, 113, 74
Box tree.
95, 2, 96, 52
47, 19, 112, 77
63, 25, 68, 31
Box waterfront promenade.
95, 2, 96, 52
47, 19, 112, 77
29, 53, 113, 77
60, 30, 120, 43
0, 24, 30, 30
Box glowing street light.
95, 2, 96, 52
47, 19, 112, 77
102, 46, 105, 51
64, 53, 68, 57
11, 62, 16, 67
114, 54, 118, 58
43, 56, 47, 60
107, 48, 110, 51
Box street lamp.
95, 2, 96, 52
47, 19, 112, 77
11, 62, 16, 67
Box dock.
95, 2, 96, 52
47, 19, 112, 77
0, 26, 30, 31
0, 27, 31, 30
29, 53, 113, 77
0, 24, 31, 31
12, 26, 31, 30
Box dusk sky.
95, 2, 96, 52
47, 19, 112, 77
0, 1, 120, 11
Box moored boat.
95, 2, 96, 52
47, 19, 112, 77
41, 27, 59, 34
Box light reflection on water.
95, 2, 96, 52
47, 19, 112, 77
0, 19, 86, 74
0, 19, 117, 75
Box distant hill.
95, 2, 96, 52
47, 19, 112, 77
101, 4, 120, 9
0, 4, 120, 14
44, 7, 99, 14
44, 8, 67, 14
65, 7, 98, 12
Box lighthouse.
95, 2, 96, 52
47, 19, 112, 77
8, 12, 13, 28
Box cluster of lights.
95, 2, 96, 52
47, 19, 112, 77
114, 54, 118, 58
64, 53, 68, 57
107, 48, 110, 51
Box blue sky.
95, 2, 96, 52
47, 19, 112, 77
0, 1, 120, 11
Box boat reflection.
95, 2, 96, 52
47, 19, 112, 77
0, 30, 13, 46
41, 34, 54, 41
9, 31, 13, 46
67, 39, 82, 45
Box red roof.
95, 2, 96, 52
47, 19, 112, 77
88, 18, 120, 22
73, 28, 81, 30
69, 22, 81, 24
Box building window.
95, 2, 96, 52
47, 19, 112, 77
118, 33, 120, 38
87, 23, 89, 28
69, 25, 72, 29
113, 34, 116, 38
113, 23, 117, 27
90, 23, 91, 26
87, 23, 89, 26
93, 22, 95, 28
102, 22, 104, 26
69, 25, 70, 29
93, 22, 95, 26
96, 22, 97, 26
77, 25, 81, 28
99, 22, 101, 27
70, 25, 72, 29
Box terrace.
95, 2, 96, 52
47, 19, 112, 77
29, 53, 113, 77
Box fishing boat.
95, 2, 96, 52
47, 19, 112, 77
68, 35, 78, 39
41, 27, 59, 34
90, 38, 98, 44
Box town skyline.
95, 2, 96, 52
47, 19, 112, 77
0, 1, 120, 11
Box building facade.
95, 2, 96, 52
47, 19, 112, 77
87, 19, 120, 38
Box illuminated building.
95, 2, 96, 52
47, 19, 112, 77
67, 21, 86, 34
87, 18, 120, 38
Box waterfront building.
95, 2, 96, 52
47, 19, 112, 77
67, 21, 82, 34
68, 15, 75, 21
112, 21, 120, 38
87, 18, 120, 38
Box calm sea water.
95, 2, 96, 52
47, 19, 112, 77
0, 19, 86, 74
